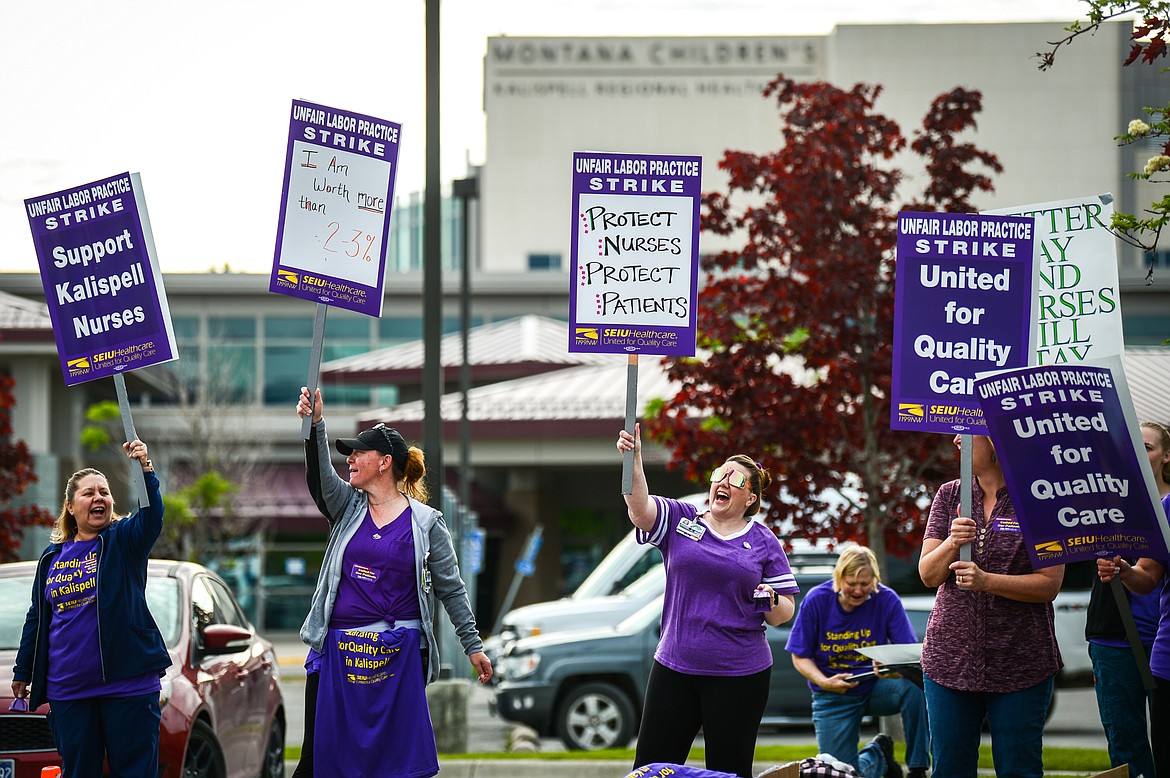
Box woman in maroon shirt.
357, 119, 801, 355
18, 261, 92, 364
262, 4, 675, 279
918, 434, 1064, 778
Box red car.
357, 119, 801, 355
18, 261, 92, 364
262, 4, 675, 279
0, 559, 285, 778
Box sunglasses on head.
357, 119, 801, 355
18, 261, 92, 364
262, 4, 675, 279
371, 424, 398, 455
710, 465, 749, 489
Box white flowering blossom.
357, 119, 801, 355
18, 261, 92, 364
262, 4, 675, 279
1144, 155, 1170, 175
1129, 119, 1152, 137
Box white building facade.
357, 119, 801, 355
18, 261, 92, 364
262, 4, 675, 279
480, 23, 1149, 284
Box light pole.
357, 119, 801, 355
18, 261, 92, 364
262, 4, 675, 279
452, 174, 479, 610
423, 0, 443, 511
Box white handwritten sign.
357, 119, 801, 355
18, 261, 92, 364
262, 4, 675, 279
270, 99, 401, 317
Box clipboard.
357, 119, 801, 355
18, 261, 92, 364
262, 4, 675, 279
856, 642, 923, 665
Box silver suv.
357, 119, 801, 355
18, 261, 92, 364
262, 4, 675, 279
491, 568, 848, 750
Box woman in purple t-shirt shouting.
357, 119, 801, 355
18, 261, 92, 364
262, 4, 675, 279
918, 434, 1064, 778
617, 423, 799, 778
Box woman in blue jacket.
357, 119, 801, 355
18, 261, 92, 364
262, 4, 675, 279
12, 438, 168, 778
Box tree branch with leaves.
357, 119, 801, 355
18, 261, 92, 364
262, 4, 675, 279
1039, 1, 1170, 277
646, 77, 1001, 572
0, 375, 53, 560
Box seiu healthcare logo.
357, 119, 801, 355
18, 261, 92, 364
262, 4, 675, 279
575, 327, 599, 345
897, 403, 924, 423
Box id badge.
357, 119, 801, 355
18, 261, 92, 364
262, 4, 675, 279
676, 517, 706, 541
351, 563, 379, 582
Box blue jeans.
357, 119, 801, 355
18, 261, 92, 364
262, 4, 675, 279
1089, 642, 1155, 778
810, 677, 930, 778
923, 674, 1052, 778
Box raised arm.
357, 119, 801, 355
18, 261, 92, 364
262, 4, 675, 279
297, 386, 351, 522
121, 438, 164, 551
616, 423, 656, 531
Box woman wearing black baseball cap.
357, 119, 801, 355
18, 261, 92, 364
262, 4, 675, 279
292, 386, 491, 778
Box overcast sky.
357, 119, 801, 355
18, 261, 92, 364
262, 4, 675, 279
1, 0, 1091, 274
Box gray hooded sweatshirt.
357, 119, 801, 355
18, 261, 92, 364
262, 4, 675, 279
299, 418, 483, 685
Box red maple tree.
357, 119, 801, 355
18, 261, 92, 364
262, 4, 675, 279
645, 77, 1003, 570
0, 374, 54, 561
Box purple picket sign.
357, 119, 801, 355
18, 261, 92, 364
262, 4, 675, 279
975, 360, 1170, 569
25, 172, 178, 386
891, 211, 1035, 434
270, 99, 402, 318
568, 151, 701, 356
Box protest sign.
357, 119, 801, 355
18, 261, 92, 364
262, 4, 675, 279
986, 194, 1121, 365
890, 211, 1036, 434
270, 99, 401, 317
975, 358, 1170, 569
568, 151, 701, 357
25, 172, 178, 387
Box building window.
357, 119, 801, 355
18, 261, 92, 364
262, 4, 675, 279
156, 317, 202, 404
263, 345, 309, 405
527, 253, 562, 271
263, 311, 373, 406
204, 318, 256, 404
264, 316, 315, 339
1123, 314, 1170, 345
148, 317, 252, 406
1148, 250, 1170, 268
376, 316, 479, 346
378, 317, 425, 343
372, 386, 399, 406
386, 192, 462, 272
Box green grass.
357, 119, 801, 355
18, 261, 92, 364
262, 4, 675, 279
286, 743, 1112, 774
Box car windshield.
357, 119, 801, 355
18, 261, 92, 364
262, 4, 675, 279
0, 578, 31, 650
621, 565, 665, 598
0, 572, 182, 651
146, 577, 182, 648
571, 532, 660, 599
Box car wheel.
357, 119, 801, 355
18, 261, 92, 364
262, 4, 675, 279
556, 681, 636, 751
183, 719, 226, 778
261, 717, 285, 778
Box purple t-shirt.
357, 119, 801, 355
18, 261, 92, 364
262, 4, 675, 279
638, 496, 799, 676
329, 508, 421, 629
1150, 494, 1170, 680
921, 478, 1062, 693
45, 539, 158, 700
785, 580, 918, 695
